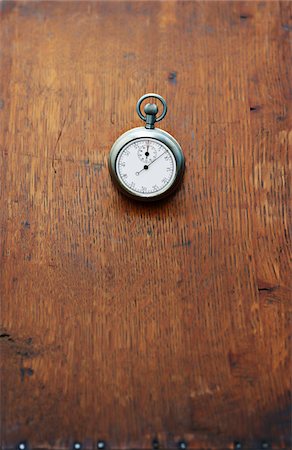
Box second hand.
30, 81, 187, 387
136, 151, 167, 176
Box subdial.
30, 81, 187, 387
137, 142, 157, 163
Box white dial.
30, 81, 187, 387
116, 138, 177, 197
137, 141, 157, 163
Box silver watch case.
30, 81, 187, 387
108, 127, 185, 202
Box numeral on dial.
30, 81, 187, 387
116, 138, 176, 197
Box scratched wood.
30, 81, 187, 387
0, 1, 291, 449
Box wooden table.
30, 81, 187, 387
0, 1, 291, 449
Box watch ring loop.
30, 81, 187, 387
136, 93, 167, 123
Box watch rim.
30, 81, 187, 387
108, 127, 185, 202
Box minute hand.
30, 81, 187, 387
136, 151, 167, 176
147, 151, 167, 168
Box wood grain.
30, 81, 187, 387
0, 1, 291, 449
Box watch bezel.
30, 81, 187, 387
108, 127, 185, 202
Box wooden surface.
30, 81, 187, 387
0, 1, 291, 449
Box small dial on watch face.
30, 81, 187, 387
116, 138, 177, 197
137, 141, 157, 163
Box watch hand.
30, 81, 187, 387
135, 151, 167, 176
147, 151, 167, 167
146, 141, 149, 159
136, 164, 149, 176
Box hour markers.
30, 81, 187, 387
115, 138, 176, 196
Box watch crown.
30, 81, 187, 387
136, 93, 167, 129
144, 103, 158, 129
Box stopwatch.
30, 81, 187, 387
108, 93, 185, 202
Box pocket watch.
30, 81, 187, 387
108, 93, 185, 202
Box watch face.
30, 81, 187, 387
116, 138, 177, 198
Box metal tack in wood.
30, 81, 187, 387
178, 441, 187, 449
73, 442, 82, 450
18, 443, 27, 450
97, 441, 106, 449
152, 438, 159, 449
